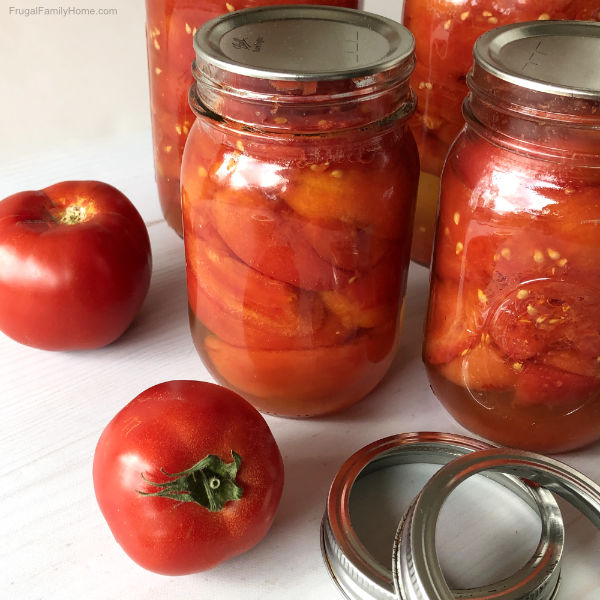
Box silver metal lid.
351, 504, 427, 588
394, 448, 600, 600
474, 21, 600, 99
321, 432, 564, 600
193, 5, 414, 81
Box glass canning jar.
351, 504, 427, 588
182, 6, 419, 417
424, 21, 600, 453
402, 0, 600, 266
145, 0, 362, 236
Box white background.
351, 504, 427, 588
0, 0, 402, 168
1, 2, 599, 600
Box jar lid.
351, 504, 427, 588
193, 5, 415, 81
321, 432, 564, 600
473, 21, 600, 99
394, 447, 600, 600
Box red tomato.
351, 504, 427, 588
437, 342, 517, 392
93, 380, 284, 575
433, 163, 501, 286
0, 181, 152, 350
302, 217, 392, 272
320, 254, 405, 329
280, 159, 416, 240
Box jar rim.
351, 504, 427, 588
188, 83, 417, 136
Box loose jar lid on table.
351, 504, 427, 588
321, 432, 564, 600
395, 447, 600, 599
322, 432, 600, 600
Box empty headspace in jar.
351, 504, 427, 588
349, 460, 542, 589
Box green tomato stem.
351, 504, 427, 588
138, 451, 243, 512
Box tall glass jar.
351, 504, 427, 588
182, 6, 419, 417
402, 1, 600, 266
145, 0, 362, 236
424, 21, 600, 453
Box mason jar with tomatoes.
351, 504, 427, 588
402, 0, 600, 266
424, 21, 600, 453
181, 6, 419, 417
145, 0, 362, 236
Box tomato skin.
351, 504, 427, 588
0, 181, 152, 350
93, 380, 284, 575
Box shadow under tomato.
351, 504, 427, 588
110, 223, 189, 349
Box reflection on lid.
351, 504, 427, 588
194, 5, 414, 81
474, 21, 600, 98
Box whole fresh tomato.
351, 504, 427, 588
92, 380, 285, 575
0, 181, 152, 350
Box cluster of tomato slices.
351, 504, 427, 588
181, 116, 419, 416
424, 131, 600, 452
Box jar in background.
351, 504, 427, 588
402, 1, 600, 266
182, 6, 419, 417
145, 0, 362, 236
424, 21, 600, 453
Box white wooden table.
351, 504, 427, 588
0, 129, 598, 600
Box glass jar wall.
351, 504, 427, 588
424, 21, 600, 453
402, 1, 600, 266
182, 6, 419, 417
145, 0, 362, 236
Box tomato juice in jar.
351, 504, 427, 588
182, 6, 419, 417
145, 0, 362, 236
402, 0, 600, 266
424, 21, 600, 452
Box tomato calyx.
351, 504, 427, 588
49, 199, 97, 226
138, 451, 243, 512
57, 204, 87, 225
